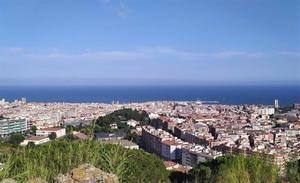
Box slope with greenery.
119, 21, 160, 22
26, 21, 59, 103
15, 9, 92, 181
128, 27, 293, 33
285, 159, 300, 183
0, 140, 169, 183
173, 155, 279, 183
94, 108, 149, 132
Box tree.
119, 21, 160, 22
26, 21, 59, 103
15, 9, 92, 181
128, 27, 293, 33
48, 132, 57, 140
66, 125, 74, 135
286, 159, 300, 183
248, 134, 255, 148
30, 126, 37, 135
77, 123, 83, 131
188, 155, 278, 183
8, 133, 25, 146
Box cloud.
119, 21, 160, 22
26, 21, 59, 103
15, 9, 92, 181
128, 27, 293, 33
212, 51, 266, 59
25, 50, 145, 62
278, 51, 300, 58
99, 0, 131, 18
1, 46, 298, 63
0, 47, 24, 54
116, 2, 130, 18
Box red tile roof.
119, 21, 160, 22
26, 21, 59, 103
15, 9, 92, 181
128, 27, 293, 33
162, 140, 181, 146
164, 161, 176, 168
40, 128, 62, 131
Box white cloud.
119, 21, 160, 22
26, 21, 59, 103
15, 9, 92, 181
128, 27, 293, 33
1, 46, 298, 63
0, 47, 24, 54
116, 2, 130, 18
212, 51, 266, 59
99, 0, 131, 18
25, 50, 145, 62
278, 51, 300, 58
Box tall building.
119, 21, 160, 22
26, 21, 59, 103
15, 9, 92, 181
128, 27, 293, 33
21, 97, 27, 103
0, 117, 28, 137
274, 99, 279, 109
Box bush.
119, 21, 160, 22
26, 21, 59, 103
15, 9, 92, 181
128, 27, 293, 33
0, 140, 169, 183
286, 159, 300, 183
8, 133, 25, 146
189, 155, 279, 183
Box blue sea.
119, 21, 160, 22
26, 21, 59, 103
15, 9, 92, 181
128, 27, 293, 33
0, 85, 299, 105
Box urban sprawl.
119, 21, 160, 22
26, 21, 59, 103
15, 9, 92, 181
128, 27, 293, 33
1, 98, 300, 173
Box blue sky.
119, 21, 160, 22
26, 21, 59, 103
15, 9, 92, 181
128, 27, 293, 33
0, 0, 299, 85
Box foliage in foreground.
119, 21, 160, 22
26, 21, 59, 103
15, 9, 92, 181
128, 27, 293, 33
171, 155, 279, 183
0, 140, 169, 183
285, 159, 300, 183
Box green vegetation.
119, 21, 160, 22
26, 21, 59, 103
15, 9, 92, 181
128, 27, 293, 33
7, 133, 25, 147
0, 140, 169, 183
94, 108, 149, 133
27, 142, 35, 148
78, 108, 149, 144
65, 125, 74, 135
285, 159, 300, 183
48, 132, 57, 140
30, 126, 37, 135
174, 155, 279, 183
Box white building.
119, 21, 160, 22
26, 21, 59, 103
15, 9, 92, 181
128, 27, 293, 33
275, 99, 279, 108
36, 128, 66, 138
0, 117, 28, 137
126, 119, 139, 127
21, 136, 50, 146
161, 140, 183, 160
258, 108, 275, 116
182, 144, 222, 167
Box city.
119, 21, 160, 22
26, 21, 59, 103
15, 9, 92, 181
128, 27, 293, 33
0, 0, 299, 182
1, 98, 299, 179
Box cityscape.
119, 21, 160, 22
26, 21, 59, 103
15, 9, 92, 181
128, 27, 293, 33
0, 97, 300, 182
0, 0, 299, 182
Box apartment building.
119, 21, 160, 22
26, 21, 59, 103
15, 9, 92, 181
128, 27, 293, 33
161, 140, 183, 161
0, 117, 28, 137
182, 144, 222, 167
142, 125, 173, 155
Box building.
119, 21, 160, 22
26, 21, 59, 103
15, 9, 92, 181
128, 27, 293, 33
73, 131, 89, 140
142, 126, 173, 155
21, 97, 27, 103
20, 136, 50, 146
258, 108, 275, 116
275, 99, 279, 109
161, 140, 182, 161
294, 103, 300, 109
94, 131, 125, 141
36, 127, 66, 138
164, 161, 192, 173
182, 144, 222, 167
0, 117, 28, 137
100, 139, 139, 149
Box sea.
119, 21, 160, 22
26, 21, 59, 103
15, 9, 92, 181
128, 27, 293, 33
0, 85, 299, 105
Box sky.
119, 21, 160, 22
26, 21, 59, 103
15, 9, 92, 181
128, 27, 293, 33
0, 0, 299, 85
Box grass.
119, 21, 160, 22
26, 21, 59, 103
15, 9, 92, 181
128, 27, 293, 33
0, 140, 145, 182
